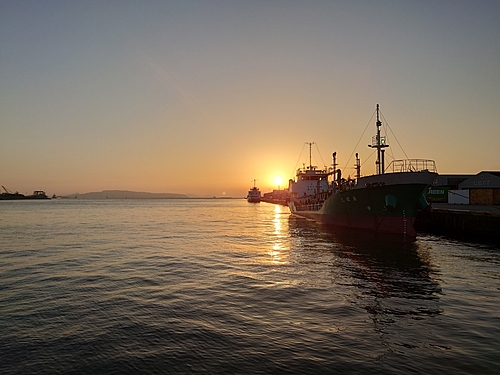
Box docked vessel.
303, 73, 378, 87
247, 180, 261, 203
288, 105, 437, 239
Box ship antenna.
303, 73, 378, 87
368, 104, 389, 174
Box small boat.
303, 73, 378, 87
247, 180, 261, 203
288, 104, 437, 240
26, 190, 50, 199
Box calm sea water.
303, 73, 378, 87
1, 199, 499, 374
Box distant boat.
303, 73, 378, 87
247, 180, 261, 203
288, 104, 437, 239
26, 190, 50, 199
0, 186, 50, 200
0, 186, 25, 200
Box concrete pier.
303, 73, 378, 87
416, 203, 500, 238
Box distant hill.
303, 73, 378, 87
64, 190, 189, 199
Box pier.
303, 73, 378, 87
261, 189, 289, 206
416, 203, 500, 238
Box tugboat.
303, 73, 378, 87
288, 104, 437, 239
247, 180, 261, 203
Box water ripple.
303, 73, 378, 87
1, 199, 499, 374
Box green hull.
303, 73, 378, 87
290, 183, 431, 238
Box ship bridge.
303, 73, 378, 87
289, 165, 331, 198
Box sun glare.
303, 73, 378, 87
273, 176, 283, 188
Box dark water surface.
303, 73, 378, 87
1, 199, 499, 374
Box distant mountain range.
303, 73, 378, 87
64, 190, 189, 199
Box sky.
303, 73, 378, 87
1, 1, 499, 197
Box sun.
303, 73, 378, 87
273, 176, 283, 187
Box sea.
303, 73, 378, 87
1, 199, 499, 374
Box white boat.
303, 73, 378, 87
247, 180, 261, 203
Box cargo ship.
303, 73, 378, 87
288, 105, 437, 239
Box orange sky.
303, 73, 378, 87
2, 2, 500, 197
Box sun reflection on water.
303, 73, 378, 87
273, 205, 281, 234
269, 205, 286, 264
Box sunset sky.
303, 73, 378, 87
2, 1, 499, 197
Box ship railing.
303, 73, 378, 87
385, 159, 437, 173
295, 203, 322, 212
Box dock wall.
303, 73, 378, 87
416, 207, 500, 238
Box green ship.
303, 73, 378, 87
288, 105, 437, 240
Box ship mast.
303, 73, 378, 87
368, 104, 389, 174
355, 153, 361, 180
332, 152, 337, 182
306, 142, 315, 169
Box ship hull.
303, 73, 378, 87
0, 193, 50, 200
290, 181, 433, 239
247, 186, 261, 203
0, 193, 26, 200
